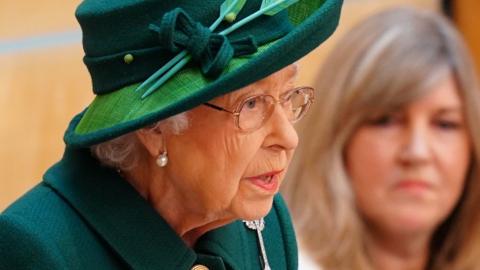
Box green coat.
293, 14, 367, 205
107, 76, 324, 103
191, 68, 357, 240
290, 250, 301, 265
0, 147, 298, 269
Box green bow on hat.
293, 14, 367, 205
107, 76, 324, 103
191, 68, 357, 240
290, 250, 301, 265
147, 8, 258, 82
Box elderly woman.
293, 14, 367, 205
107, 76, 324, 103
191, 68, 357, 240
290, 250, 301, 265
282, 7, 480, 270
0, 0, 342, 269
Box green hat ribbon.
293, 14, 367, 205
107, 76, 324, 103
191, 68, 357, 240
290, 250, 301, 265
149, 8, 258, 78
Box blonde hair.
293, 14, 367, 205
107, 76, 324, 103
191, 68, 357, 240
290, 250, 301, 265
282, 7, 480, 270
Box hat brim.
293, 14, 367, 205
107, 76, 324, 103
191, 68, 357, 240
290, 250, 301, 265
65, 0, 343, 147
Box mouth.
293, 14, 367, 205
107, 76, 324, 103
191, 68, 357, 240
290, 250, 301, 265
395, 179, 433, 192
245, 170, 284, 192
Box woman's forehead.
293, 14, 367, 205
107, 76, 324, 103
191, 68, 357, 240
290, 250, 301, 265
223, 64, 298, 102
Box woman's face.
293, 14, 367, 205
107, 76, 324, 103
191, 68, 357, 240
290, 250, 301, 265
164, 65, 299, 222
346, 74, 471, 237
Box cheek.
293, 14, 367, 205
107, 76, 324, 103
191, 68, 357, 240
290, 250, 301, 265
438, 133, 471, 174
186, 110, 260, 179
345, 129, 400, 220
434, 133, 471, 203
167, 127, 261, 212
222, 134, 262, 180
346, 129, 394, 191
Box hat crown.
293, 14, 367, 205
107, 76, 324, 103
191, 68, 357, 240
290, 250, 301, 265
76, 1, 216, 56
76, 0, 292, 94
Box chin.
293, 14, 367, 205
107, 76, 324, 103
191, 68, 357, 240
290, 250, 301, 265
235, 196, 275, 221
387, 212, 440, 234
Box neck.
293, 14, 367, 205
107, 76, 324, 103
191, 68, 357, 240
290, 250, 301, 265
364, 226, 432, 270
123, 161, 234, 247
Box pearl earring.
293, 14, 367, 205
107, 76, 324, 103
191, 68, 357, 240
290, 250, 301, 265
156, 151, 168, 167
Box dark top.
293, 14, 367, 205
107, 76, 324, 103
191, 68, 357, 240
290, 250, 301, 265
0, 147, 297, 269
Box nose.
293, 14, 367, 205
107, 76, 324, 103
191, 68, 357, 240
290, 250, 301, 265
398, 126, 431, 165
263, 103, 299, 151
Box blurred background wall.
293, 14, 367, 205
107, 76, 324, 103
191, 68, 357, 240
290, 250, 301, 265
0, 0, 91, 210
0, 0, 477, 211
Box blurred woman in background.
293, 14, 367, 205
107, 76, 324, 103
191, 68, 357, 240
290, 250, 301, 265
282, 7, 480, 270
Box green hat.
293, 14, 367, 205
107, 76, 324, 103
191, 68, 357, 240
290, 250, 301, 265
65, 0, 343, 147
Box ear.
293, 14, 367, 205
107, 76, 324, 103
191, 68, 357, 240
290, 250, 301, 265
135, 127, 165, 158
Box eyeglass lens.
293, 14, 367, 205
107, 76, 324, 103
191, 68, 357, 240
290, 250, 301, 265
237, 88, 312, 131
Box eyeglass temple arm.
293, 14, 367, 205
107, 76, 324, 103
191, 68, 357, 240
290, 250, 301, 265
203, 102, 235, 114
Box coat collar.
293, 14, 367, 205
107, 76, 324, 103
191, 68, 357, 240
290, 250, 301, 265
43, 146, 258, 269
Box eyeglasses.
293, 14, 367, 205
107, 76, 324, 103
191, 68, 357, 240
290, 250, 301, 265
203, 86, 314, 132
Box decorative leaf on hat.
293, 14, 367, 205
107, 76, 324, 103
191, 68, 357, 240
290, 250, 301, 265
137, 0, 246, 98
261, 0, 298, 15
220, 0, 298, 35
221, 0, 247, 23
139, 0, 298, 99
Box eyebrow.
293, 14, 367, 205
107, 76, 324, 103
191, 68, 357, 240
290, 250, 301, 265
436, 107, 462, 113
226, 66, 299, 107
227, 87, 257, 108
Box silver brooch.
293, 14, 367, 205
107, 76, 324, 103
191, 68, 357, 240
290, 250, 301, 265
243, 218, 271, 270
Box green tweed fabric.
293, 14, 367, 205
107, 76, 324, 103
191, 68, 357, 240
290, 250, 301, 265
66, 0, 343, 147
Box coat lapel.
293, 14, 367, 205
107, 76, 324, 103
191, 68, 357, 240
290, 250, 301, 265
44, 147, 197, 269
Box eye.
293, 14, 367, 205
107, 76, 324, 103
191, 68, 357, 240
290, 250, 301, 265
435, 119, 461, 130
242, 96, 268, 113
367, 114, 399, 127
245, 99, 257, 109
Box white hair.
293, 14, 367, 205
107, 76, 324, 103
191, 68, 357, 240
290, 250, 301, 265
91, 112, 189, 171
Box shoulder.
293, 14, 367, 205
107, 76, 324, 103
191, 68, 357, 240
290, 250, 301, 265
0, 206, 66, 269
1, 182, 78, 229
0, 183, 76, 268
0, 183, 120, 269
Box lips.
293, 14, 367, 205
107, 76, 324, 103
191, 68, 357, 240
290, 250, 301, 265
245, 170, 284, 192
395, 179, 433, 192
